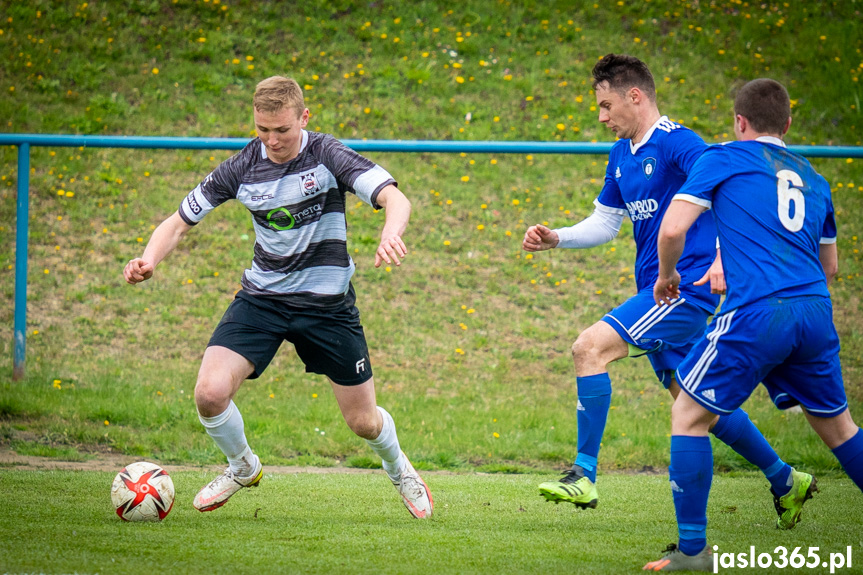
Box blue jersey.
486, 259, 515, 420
674, 138, 837, 311
597, 116, 718, 312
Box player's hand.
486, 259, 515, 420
654, 270, 681, 306
694, 253, 726, 294
124, 258, 154, 284
522, 224, 559, 252
375, 234, 407, 268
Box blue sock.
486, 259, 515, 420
670, 435, 712, 556
573, 373, 612, 483
711, 408, 792, 495
832, 428, 863, 491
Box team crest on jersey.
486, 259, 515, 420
642, 158, 657, 180
299, 172, 321, 196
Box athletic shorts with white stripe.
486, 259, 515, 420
675, 295, 847, 416
601, 288, 715, 388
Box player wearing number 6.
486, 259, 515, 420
646, 78, 863, 571
524, 55, 802, 524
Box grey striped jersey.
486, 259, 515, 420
178, 130, 396, 309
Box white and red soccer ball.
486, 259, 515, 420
111, 461, 175, 522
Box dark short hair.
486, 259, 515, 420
734, 79, 791, 134
591, 53, 656, 101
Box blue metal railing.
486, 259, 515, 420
3, 133, 863, 379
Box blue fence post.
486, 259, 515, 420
13, 143, 30, 380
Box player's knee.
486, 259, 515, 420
194, 374, 231, 415
344, 411, 379, 440
571, 333, 598, 364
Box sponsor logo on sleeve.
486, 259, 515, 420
186, 191, 202, 215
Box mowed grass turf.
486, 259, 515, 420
0, 469, 861, 575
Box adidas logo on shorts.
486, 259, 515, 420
701, 389, 716, 402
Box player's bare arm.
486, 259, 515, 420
522, 224, 559, 252
819, 243, 839, 286
123, 211, 194, 284
374, 184, 411, 268
655, 199, 706, 305
693, 247, 727, 294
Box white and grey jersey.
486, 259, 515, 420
178, 130, 396, 309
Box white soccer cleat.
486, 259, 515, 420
391, 452, 433, 519
193, 457, 263, 512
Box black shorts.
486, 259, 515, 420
208, 288, 373, 386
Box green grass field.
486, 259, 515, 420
0, 1, 862, 572
1, 469, 861, 574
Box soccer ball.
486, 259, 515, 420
111, 461, 175, 522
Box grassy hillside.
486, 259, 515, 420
0, 0, 861, 473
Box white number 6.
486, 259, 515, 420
776, 169, 805, 232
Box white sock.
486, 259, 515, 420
365, 406, 405, 480
198, 401, 257, 477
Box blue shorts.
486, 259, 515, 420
676, 296, 847, 416
601, 288, 714, 387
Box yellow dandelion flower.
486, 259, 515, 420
461, 175, 470, 182
493, 432, 500, 438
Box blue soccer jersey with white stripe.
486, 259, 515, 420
597, 116, 718, 312
673, 137, 836, 311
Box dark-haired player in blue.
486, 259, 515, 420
524, 55, 805, 524
647, 78, 863, 572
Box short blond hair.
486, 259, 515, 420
253, 76, 305, 115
